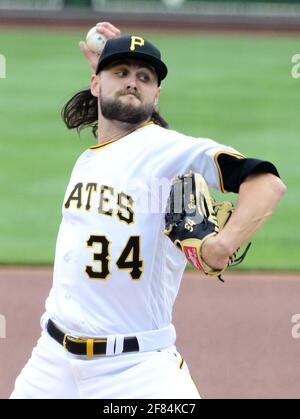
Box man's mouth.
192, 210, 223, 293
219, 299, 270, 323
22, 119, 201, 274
120, 92, 140, 100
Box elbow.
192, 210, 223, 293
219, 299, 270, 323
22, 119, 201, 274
270, 175, 287, 200
242, 172, 287, 201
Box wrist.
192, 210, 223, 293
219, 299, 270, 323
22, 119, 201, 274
201, 235, 230, 271
214, 234, 235, 259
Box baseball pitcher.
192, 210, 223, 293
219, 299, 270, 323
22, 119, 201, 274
10, 22, 286, 399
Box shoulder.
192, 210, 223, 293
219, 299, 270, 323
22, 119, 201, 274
148, 124, 218, 148
70, 149, 92, 171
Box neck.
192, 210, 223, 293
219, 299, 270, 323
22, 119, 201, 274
97, 116, 150, 145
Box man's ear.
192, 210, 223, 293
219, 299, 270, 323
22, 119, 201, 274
90, 74, 100, 98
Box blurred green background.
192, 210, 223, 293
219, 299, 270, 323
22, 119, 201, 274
0, 28, 299, 269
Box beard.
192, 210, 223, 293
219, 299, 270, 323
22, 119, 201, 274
99, 90, 154, 124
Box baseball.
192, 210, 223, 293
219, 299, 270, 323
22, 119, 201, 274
86, 27, 107, 54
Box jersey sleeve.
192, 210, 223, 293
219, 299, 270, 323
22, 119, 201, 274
150, 127, 280, 193
157, 135, 244, 192
215, 152, 280, 193
187, 140, 245, 192
161, 134, 280, 193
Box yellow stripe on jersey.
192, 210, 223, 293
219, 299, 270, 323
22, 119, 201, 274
89, 121, 154, 150
214, 151, 245, 193
179, 357, 185, 369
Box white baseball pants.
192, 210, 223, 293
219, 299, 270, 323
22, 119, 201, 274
10, 331, 201, 399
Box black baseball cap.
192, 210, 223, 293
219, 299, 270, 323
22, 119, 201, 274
95, 35, 168, 85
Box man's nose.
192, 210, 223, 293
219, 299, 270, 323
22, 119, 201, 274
125, 75, 138, 90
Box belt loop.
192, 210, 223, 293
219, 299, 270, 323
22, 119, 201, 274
114, 335, 124, 355
105, 336, 116, 356
86, 339, 94, 357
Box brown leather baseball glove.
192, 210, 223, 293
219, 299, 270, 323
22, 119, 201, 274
164, 172, 250, 280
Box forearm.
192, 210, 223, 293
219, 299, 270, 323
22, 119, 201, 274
202, 173, 286, 269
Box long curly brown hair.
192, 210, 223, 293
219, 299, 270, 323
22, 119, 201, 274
61, 89, 169, 138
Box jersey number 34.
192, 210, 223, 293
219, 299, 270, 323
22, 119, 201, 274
85, 235, 143, 281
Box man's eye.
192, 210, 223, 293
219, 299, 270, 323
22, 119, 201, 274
139, 73, 150, 82
115, 70, 127, 77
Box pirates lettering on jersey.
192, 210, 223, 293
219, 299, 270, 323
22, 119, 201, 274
64, 182, 134, 224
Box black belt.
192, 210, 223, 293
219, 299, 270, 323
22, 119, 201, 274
46, 319, 139, 357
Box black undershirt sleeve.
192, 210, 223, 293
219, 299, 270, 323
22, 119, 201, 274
216, 153, 280, 193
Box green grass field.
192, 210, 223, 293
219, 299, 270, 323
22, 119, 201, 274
0, 28, 299, 269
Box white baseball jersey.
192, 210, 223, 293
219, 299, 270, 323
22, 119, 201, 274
44, 122, 242, 337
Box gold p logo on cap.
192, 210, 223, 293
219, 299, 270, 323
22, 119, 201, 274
130, 36, 145, 51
